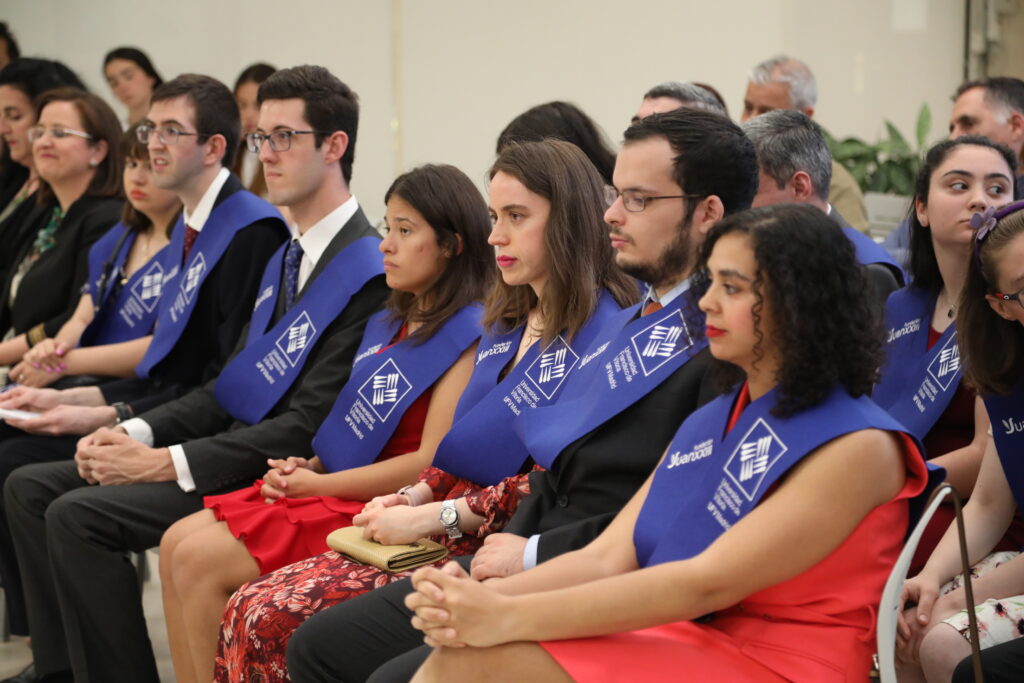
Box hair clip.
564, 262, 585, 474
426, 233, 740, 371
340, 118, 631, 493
970, 206, 997, 243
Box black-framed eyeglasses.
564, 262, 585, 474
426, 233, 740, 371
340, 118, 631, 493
246, 130, 332, 154
604, 186, 704, 213
136, 124, 205, 146
993, 286, 1024, 311
27, 125, 94, 143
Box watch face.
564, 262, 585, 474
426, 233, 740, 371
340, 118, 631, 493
440, 507, 458, 525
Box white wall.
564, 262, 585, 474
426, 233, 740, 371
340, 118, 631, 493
3, 0, 968, 220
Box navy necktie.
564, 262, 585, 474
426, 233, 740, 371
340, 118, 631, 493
283, 238, 304, 310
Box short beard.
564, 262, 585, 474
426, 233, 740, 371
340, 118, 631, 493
618, 218, 693, 291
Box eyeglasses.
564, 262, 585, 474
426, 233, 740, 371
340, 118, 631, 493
604, 186, 704, 213
136, 124, 205, 146
27, 125, 94, 143
992, 286, 1024, 311
245, 130, 331, 154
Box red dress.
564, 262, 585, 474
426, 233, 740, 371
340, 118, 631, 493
204, 328, 432, 574
540, 389, 929, 682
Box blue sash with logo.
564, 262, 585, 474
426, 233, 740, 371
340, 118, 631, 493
518, 292, 708, 470
842, 225, 904, 281
633, 385, 923, 568
79, 223, 168, 346
135, 191, 284, 378
431, 290, 623, 485
313, 304, 484, 472
213, 236, 384, 424
873, 287, 962, 440
983, 382, 1024, 511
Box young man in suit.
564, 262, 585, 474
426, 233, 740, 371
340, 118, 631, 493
2, 66, 388, 683
283, 108, 760, 682
0, 73, 287, 665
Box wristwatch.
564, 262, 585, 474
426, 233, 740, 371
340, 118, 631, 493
111, 402, 134, 424
439, 499, 462, 539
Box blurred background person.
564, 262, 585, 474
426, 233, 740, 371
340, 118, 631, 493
103, 46, 163, 126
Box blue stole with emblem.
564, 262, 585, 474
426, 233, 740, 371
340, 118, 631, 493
135, 191, 284, 378
873, 286, 962, 441
633, 384, 923, 568
213, 236, 384, 425
518, 292, 708, 470
79, 222, 169, 346
312, 304, 484, 472
983, 382, 1024, 511
842, 225, 904, 281
431, 290, 623, 485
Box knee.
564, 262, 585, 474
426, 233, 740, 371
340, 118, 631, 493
159, 517, 193, 577
920, 623, 972, 681
167, 532, 210, 590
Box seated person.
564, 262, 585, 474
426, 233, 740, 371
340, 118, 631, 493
397, 203, 931, 683
898, 200, 1024, 682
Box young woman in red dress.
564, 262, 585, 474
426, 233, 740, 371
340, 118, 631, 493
402, 203, 931, 682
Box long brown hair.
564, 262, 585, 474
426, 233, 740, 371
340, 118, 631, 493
959, 204, 1024, 395
384, 164, 495, 342
485, 139, 638, 343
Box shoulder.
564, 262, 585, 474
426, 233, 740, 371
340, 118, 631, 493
799, 428, 906, 503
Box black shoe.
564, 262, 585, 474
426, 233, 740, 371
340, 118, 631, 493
1, 662, 73, 683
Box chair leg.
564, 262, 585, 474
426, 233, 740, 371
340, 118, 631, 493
135, 551, 149, 590
1, 587, 10, 642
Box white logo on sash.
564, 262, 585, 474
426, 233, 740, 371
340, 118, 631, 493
1002, 416, 1024, 435
130, 261, 165, 313
275, 311, 318, 367
357, 358, 412, 422
630, 310, 693, 377
926, 332, 960, 391
525, 336, 580, 400
180, 253, 206, 305
723, 418, 788, 501
253, 285, 274, 312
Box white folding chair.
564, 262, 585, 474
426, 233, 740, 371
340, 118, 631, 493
876, 483, 983, 682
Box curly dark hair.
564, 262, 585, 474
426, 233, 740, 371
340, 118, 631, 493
691, 204, 884, 416
907, 136, 1020, 292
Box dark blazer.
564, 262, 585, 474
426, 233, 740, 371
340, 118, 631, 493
830, 210, 902, 308
0, 162, 28, 218
139, 204, 389, 495
0, 194, 122, 337
99, 175, 287, 414
506, 347, 718, 561
0, 189, 49, 293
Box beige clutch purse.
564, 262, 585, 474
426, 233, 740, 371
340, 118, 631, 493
325, 526, 449, 573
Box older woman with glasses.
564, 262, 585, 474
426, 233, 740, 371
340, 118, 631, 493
0, 87, 123, 379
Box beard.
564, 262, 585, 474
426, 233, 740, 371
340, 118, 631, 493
616, 217, 693, 290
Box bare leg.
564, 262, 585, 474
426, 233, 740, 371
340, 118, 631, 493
166, 511, 262, 683
412, 642, 573, 683
160, 509, 223, 683
920, 623, 973, 683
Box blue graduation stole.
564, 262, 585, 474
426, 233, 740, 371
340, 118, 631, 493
213, 236, 384, 425
873, 286, 962, 440
431, 290, 624, 485
517, 292, 708, 470
983, 382, 1024, 511
842, 225, 904, 281
135, 191, 284, 378
633, 385, 924, 568
79, 222, 168, 346
313, 304, 484, 472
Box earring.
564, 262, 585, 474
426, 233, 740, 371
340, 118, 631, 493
88, 159, 98, 168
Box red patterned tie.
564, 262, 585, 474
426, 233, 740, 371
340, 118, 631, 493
182, 225, 199, 264
642, 300, 663, 317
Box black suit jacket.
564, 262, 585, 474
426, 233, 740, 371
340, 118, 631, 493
0, 189, 49, 296
506, 347, 718, 562
830, 209, 901, 309
99, 175, 287, 414
0, 194, 122, 337
140, 205, 389, 495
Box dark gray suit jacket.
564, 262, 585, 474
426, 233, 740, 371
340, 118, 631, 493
140, 206, 389, 495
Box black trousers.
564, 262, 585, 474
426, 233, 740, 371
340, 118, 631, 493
953, 638, 1024, 683
287, 556, 474, 683
0, 429, 78, 635
4, 459, 203, 683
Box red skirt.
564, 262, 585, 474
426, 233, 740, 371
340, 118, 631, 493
205, 483, 365, 575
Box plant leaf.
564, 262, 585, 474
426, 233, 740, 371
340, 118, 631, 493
916, 103, 932, 150
884, 122, 911, 155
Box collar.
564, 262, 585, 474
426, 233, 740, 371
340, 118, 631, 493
182, 167, 231, 231
296, 195, 360, 269
645, 277, 692, 308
